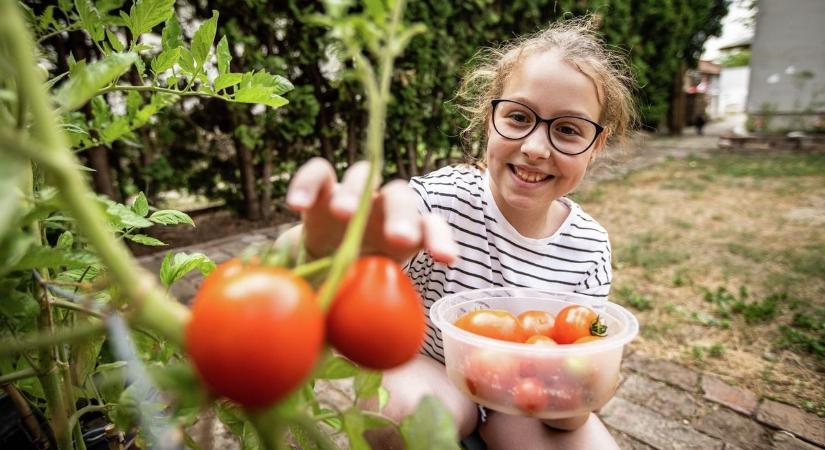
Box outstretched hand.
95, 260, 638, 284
285, 157, 458, 264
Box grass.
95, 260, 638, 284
580, 149, 825, 412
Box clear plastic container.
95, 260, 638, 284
429, 288, 639, 419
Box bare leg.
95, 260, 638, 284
361, 354, 479, 449
480, 412, 619, 450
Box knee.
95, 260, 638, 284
541, 413, 590, 431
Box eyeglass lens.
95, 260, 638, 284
493, 100, 598, 155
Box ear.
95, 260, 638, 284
589, 129, 609, 164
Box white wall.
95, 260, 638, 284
718, 66, 750, 115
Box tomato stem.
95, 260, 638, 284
590, 317, 608, 336
292, 256, 333, 279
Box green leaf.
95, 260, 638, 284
234, 86, 289, 108
12, 246, 98, 271
315, 355, 358, 379
132, 192, 149, 216
177, 47, 196, 74
127, 0, 175, 38
399, 396, 460, 450
160, 15, 181, 51
126, 234, 166, 246
353, 370, 382, 399
95, 361, 126, 404
151, 47, 180, 75
250, 71, 294, 95
148, 209, 194, 226
100, 116, 130, 143
191, 11, 219, 69
342, 408, 370, 450
72, 328, 106, 390
126, 90, 143, 119
103, 199, 154, 229
216, 35, 231, 75
106, 29, 125, 52
214, 73, 242, 92
363, 0, 386, 23
0, 153, 25, 241
158, 251, 215, 287
133, 93, 178, 127
0, 282, 39, 324
75, 0, 104, 42
55, 52, 138, 112
56, 230, 74, 249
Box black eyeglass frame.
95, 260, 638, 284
490, 99, 605, 156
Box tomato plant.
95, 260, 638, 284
512, 377, 550, 414
326, 256, 425, 370
518, 310, 555, 340
454, 309, 527, 343
186, 262, 324, 409
552, 305, 607, 344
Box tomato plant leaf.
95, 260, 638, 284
160, 15, 181, 51
56, 230, 74, 249
131, 192, 149, 217
159, 251, 215, 288
216, 35, 231, 75
0, 283, 39, 324
353, 369, 382, 399
214, 73, 242, 92
104, 199, 154, 229
341, 408, 370, 450
12, 245, 98, 271
177, 46, 196, 74
315, 355, 358, 379
74, 0, 104, 42
0, 151, 25, 240
192, 10, 219, 69
234, 86, 289, 108
148, 209, 194, 226
126, 0, 175, 39
126, 234, 166, 247
250, 71, 294, 96
134, 93, 179, 127
150, 47, 180, 75
100, 116, 131, 144
55, 52, 138, 112
399, 396, 460, 450
106, 29, 125, 52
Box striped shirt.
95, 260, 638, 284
404, 165, 612, 363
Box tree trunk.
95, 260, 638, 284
406, 139, 418, 178
259, 145, 274, 220
346, 110, 360, 165
86, 146, 119, 201
668, 62, 687, 135
234, 138, 261, 221
394, 142, 409, 180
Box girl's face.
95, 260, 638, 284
486, 50, 606, 222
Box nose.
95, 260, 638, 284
520, 123, 553, 160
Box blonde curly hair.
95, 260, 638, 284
455, 15, 637, 155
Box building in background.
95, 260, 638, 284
746, 0, 825, 133
685, 60, 720, 124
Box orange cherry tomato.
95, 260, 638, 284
552, 305, 607, 344
525, 335, 558, 345
574, 335, 603, 344
517, 310, 555, 341
454, 309, 526, 342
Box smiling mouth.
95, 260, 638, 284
509, 164, 553, 183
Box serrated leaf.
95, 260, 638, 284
131, 192, 148, 216
214, 73, 242, 92
103, 199, 154, 229
160, 15, 181, 51
126, 234, 166, 246
342, 408, 370, 450
250, 71, 294, 95
216, 35, 231, 75
106, 29, 125, 52
150, 47, 180, 75
191, 11, 219, 69
399, 396, 460, 450
315, 355, 358, 379
127, 0, 175, 38
56, 231, 74, 249
234, 86, 289, 108
75, 0, 104, 42
12, 246, 98, 271
0, 282, 39, 323
126, 90, 143, 119
55, 52, 137, 112
159, 251, 215, 287
177, 47, 196, 74
133, 93, 178, 127
148, 209, 194, 226
100, 116, 130, 143
353, 370, 382, 399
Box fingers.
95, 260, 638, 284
381, 180, 423, 247
330, 161, 378, 219
422, 214, 458, 265
286, 157, 337, 211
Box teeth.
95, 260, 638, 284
514, 166, 549, 183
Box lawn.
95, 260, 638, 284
572, 150, 825, 416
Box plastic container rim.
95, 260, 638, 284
430, 288, 640, 354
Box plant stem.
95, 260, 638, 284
95, 84, 224, 100
67, 404, 113, 432
315, 0, 407, 311
292, 256, 332, 279
0, 321, 106, 357
0, 367, 38, 384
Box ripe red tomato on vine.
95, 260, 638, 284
186, 259, 324, 409
552, 305, 607, 344
326, 255, 425, 370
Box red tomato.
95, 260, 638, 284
454, 309, 526, 343
186, 262, 323, 409
517, 310, 555, 340
326, 256, 425, 370
512, 377, 550, 414
552, 305, 607, 344
463, 349, 519, 403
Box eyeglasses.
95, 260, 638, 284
491, 99, 604, 156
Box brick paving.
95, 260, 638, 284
138, 130, 825, 449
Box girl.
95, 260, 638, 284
280, 16, 636, 450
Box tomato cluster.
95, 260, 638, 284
453, 304, 607, 346
185, 256, 425, 409
452, 304, 609, 415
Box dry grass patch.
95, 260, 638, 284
573, 150, 825, 415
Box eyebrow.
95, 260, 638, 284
505, 97, 596, 121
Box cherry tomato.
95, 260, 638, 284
454, 309, 526, 343
462, 349, 519, 402
517, 310, 555, 340
326, 256, 425, 370
574, 335, 603, 344
552, 305, 607, 344
525, 335, 558, 346
512, 377, 550, 414
186, 261, 323, 409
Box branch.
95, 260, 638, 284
0, 367, 39, 384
